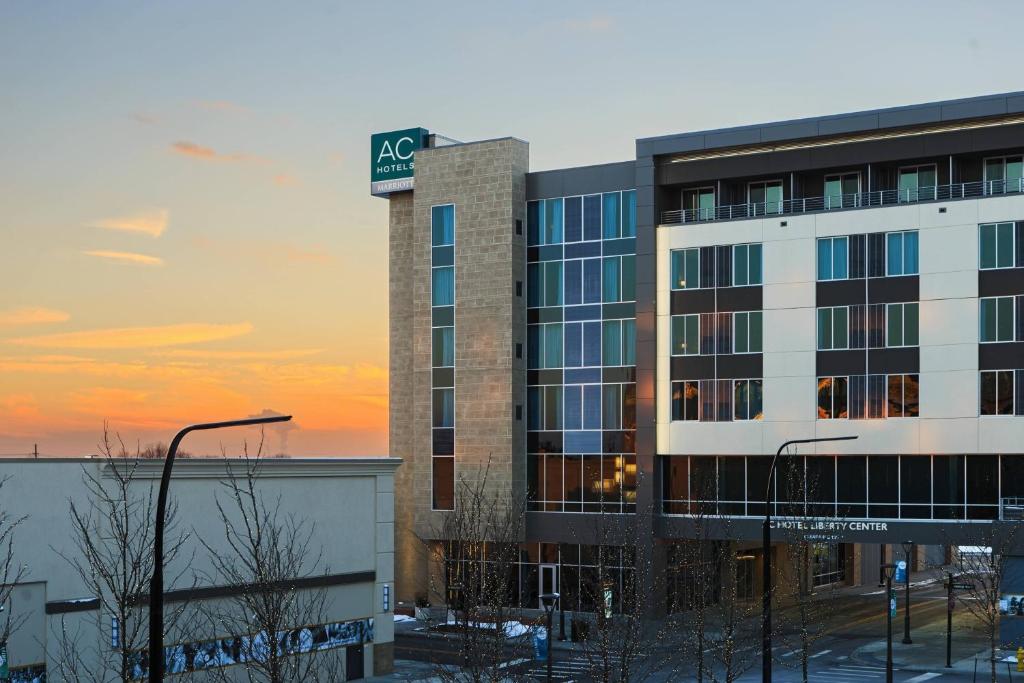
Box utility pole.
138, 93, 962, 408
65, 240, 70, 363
33, 444, 38, 459
903, 541, 913, 644
946, 571, 953, 668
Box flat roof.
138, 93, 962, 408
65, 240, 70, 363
636, 90, 1024, 158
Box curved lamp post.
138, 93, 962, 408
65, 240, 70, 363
148, 415, 292, 682
762, 435, 857, 683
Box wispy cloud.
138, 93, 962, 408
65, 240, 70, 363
195, 100, 250, 114
0, 307, 71, 326
132, 112, 158, 125
565, 15, 614, 33
153, 348, 325, 361
9, 322, 254, 350
84, 250, 163, 266
91, 208, 168, 238
170, 141, 268, 164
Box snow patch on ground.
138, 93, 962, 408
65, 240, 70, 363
394, 614, 416, 623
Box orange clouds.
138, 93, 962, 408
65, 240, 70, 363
0, 307, 70, 326
8, 322, 254, 350
91, 208, 168, 237
83, 250, 163, 266
171, 141, 268, 164
155, 348, 324, 360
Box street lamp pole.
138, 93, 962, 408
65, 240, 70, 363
762, 435, 857, 683
148, 415, 292, 683
902, 541, 913, 644
540, 593, 559, 683
883, 563, 896, 683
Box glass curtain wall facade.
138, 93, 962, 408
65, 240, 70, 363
526, 190, 638, 513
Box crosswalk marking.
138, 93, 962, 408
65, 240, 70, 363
904, 674, 942, 683
810, 649, 833, 658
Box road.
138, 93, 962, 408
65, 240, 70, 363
393, 576, 998, 682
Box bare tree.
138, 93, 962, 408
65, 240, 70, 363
53, 428, 191, 683
571, 493, 677, 683
0, 477, 28, 645
774, 455, 844, 683
426, 458, 529, 683
945, 521, 1023, 683
196, 440, 344, 683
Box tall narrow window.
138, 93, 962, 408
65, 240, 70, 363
817, 376, 848, 419
671, 315, 700, 356
732, 243, 763, 286
544, 198, 563, 245
432, 205, 455, 246
733, 311, 763, 354
622, 190, 636, 238
817, 307, 849, 350
622, 319, 636, 366
817, 237, 849, 281
544, 261, 563, 307
979, 222, 1015, 270
980, 297, 1014, 343
432, 327, 454, 367
981, 371, 1015, 416
984, 156, 1024, 193
432, 267, 454, 306
887, 231, 919, 276
603, 320, 622, 367
886, 303, 919, 347
564, 196, 583, 242
602, 192, 621, 239
671, 248, 700, 290
671, 381, 700, 421
603, 257, 620, 302
583, 194, 602, 241
733, 379, 764, 420
887, 374, 920, 417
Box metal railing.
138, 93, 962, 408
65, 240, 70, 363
661, 178, 1024, 225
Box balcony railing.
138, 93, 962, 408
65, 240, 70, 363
662, 178, 1024, 225
1001, 497, 1024, 520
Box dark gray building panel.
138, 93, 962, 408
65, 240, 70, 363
637, 90, 1024, 158
525, 160, 635, 199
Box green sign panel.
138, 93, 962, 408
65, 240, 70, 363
370, 127, 428, 196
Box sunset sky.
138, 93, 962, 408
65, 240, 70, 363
2, 1, 1022, 456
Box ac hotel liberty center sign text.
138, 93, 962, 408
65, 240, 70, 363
370, 128, 428, 196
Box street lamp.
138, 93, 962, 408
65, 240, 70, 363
902, 541, 913, 644
540, 592, 559, 683
762, 435, 857, 683
148, 415, 292, 683
883, 562, 897, 683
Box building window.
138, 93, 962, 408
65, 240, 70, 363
564, 196, 582, 242
886, 303, 919, 347
980, 370, 1021, 416
671, 380, 700, 421
898, 164, 937, 202
528, 323, 563, 369
602, 383, 637, 429
527, 199, 565, 246
671, 315, 700, 356
980, 297, 1015, 343
527, 262, 564, 308
433, 389, 454, 428
432, 327, 454, 367
733, 311, 763, 354
886, 231, 919, 276
602, 192, 621, 239
817, 237, 849, 281
984, 155, 1023, 192
824, 173, 860, 209
812, 543, 846, 586
622, 190, 636, 238
602, 319, 636, 367
432, 266, 454, 306
671, 248, 700, 290
583, 194, 602, 241
748, 180, 783, 215
817, 376, 848, 419
732, 243, 763, 286
527, 385, 564, 430
887, 374, 920, 418
432, 204, 455, 246
602, 255, 635, 303
980, 370, 1019, 416
683, 187, 716, 221
817, 306, 849, 350
979, 222, 1016, 270
432, 457, 454, 510
733, 379, 764, 420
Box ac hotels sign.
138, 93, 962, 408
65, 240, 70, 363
370, 127, 428, 196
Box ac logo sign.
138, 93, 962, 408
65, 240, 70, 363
370, 127, 428, 196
